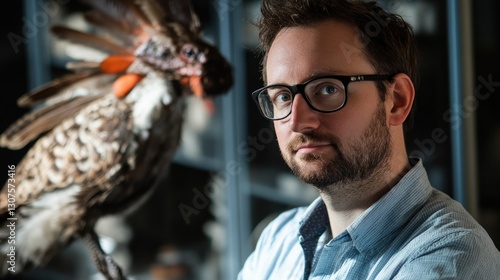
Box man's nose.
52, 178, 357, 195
288, 94, 320, 133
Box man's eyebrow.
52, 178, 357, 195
301, 73, 342, 82
307, 69, 344, 78
265, 71, 344, 86
266, 69, 349, 86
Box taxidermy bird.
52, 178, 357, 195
0, 0, 232, 279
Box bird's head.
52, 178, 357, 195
75, 0, 234, 102
177, 40, 233, 99
135, 25, 233, 100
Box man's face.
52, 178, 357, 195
266, 20, 392, 190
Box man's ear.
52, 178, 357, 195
387, 73, 415, 126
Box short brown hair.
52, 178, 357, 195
257, 0, 419, 130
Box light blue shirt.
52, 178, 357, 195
239, 159, 500, 279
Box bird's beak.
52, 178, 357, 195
180, 76, 216, 115
180, 75, 204, 97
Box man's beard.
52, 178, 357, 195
283, 103, 392, 191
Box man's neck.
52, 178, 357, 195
320, 158, 411, 238
320, 182, 387, 238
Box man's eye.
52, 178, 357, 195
319, 85, 339, 95
276, 92, 292, 102
273, 91, 292, 104
307, 79, 344, 98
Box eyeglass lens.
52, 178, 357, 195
258, 77, 347, 119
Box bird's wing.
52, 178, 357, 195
1, 73, 117, 149
0, 93, 135, 212
0, 94, 105, 150
17, 72, 113, 107
51, 26, 133, 55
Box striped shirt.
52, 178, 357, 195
238, 159, 500, 279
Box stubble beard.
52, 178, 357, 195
283, 104, 392, 193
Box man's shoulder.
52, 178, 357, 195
239, 206, 310, 279
404, 188, 500, 259
421, 189, 482, 229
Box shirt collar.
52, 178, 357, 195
347, 158, 432, 253
298, 158, 433, 253
299, 196, 329, 242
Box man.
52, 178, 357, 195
239, 0, 500, 279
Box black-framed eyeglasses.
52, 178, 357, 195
251, 74, 393, 120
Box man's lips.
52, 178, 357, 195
294, 142, 332, 155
